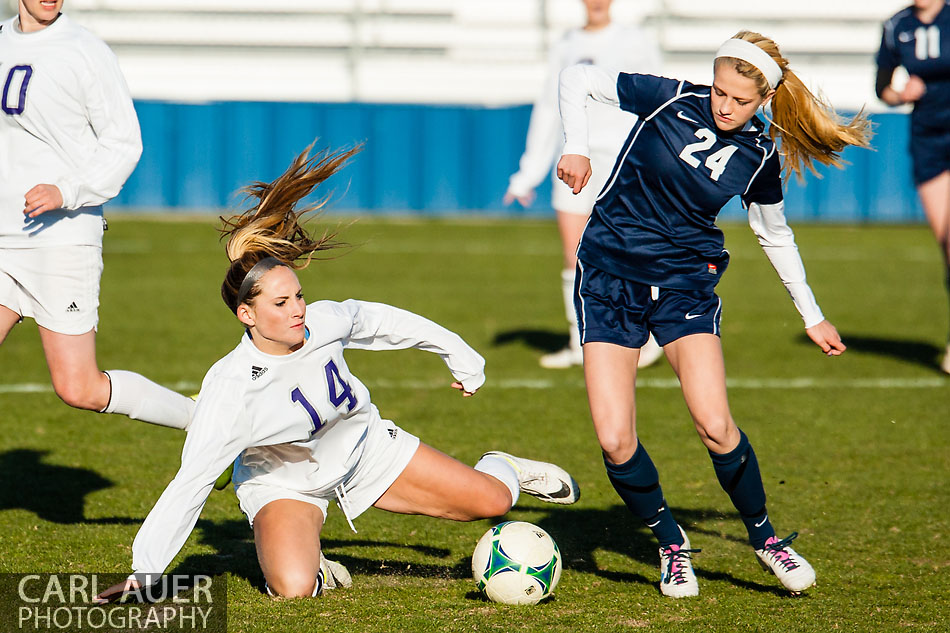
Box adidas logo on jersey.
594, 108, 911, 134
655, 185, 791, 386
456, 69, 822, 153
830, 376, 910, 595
387, 428, 398, 440
250, 365, 268, 380
66, 302, 80, 313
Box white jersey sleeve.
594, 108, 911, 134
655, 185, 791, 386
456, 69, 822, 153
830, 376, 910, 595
747, 201, 825, 328
130, 370, 250, 581
54, 36, 141, 210
509, 23, 661, 199
327, 299, 486, 393
0, 14, 141, 246
558, 64, 622, 158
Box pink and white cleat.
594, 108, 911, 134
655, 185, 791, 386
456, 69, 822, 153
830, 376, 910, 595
755, 532, 816, 593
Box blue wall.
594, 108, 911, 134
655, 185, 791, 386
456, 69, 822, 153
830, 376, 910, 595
113, 101, 922, 223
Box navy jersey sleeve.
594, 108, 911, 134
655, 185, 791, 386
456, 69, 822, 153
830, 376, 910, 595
876, 20, 900, 70
741, 151, 783, 207
616, 73, 680, 118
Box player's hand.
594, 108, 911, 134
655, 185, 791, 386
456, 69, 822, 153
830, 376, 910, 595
93, 577, 141, 604
23, 184, 64, 218
503, 189, 536, 207
451, 381, 477, 397
556, 154, 592, 194
900, 75, 927, 104
805, 320, 846, 356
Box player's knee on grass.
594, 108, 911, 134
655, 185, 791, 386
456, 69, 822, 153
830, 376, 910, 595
265, 568, 321, 598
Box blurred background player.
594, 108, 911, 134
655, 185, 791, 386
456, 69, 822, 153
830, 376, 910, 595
95, 145, 581, 601
0, 1, 194, 430
504, 0, 662, 369
876, 0, 950, 374
557, 31, 871, 597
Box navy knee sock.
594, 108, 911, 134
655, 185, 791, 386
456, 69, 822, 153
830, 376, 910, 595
604, 443, 682, 547
709, 429, 774, 549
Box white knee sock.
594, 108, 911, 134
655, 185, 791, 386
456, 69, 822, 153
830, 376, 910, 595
101, 370, 195, 430
474, 453, 520, 507
560, 268, 581, 352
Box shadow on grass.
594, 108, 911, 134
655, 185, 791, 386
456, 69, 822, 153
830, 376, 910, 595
174, 504, 787, 598
492, 329, 567, 354
0, 448, 137, 525
803, 333, 944, 372
173, 519, 462, 593
531, 505, 786, 596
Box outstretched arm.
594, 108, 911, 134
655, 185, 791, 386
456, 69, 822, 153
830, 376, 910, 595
96, 379, 249, 602
747, 201, 846, 356
332, 300, 486, 394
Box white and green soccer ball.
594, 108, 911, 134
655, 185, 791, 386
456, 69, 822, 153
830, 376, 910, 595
471, 521, 562, 605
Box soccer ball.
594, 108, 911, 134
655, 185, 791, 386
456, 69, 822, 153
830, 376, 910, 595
471, 521, 562, 605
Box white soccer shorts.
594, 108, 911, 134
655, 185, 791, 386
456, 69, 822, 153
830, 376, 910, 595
234, 416, 420, 527
0, 245, 102, 335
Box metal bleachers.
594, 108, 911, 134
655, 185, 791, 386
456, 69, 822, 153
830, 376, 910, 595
9, 0, 912, 109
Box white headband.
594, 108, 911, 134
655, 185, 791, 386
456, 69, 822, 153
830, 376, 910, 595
715, 39, 783, 90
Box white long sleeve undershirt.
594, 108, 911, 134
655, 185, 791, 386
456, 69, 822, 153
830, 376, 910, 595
558, 63, 622, 158
747, 201, 825, 328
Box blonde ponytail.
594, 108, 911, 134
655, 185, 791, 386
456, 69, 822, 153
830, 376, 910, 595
219, 143, 360, 313
717, 31, 872, 181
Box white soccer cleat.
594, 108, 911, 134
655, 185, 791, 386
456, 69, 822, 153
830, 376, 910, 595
320, 553, 352, 590
658, 525, 700, 598
755, 532, 815, 594
539, 346, 583, 369
941, 343, 950, 375
482, 451, 580, 504
637, 334, 664, 369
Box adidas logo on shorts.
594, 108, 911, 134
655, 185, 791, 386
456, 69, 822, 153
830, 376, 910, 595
250, 365, 268, 380
387, 428, 398, 440
66, 302, 79, 313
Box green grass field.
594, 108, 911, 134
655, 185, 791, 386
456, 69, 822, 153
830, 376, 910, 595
0, 216, 947, 632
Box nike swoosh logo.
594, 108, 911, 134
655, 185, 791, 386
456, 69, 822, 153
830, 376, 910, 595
528, 480, 575, 503
545, 481, 573, 499
754, 515, 769, 528
676, 110, 699, 124
684, 312, 704, 320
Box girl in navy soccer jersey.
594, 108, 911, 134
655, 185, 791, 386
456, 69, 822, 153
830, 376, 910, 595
557, 31, 871, 597
876, 0, 950, 374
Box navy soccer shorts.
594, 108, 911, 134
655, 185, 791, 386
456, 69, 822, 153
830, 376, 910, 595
573, 261, 722, 348
911, 125, 950, 185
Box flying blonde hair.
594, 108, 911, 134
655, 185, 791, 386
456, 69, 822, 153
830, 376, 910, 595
219, 143, 360, 314
715, 30, 872, 181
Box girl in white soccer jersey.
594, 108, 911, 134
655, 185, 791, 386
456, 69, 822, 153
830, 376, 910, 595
504, 0, 662, 369
96, 146, 581, 601
0, 1, 194, 430
876, 0, 950, 373
557, 32, 871, 597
